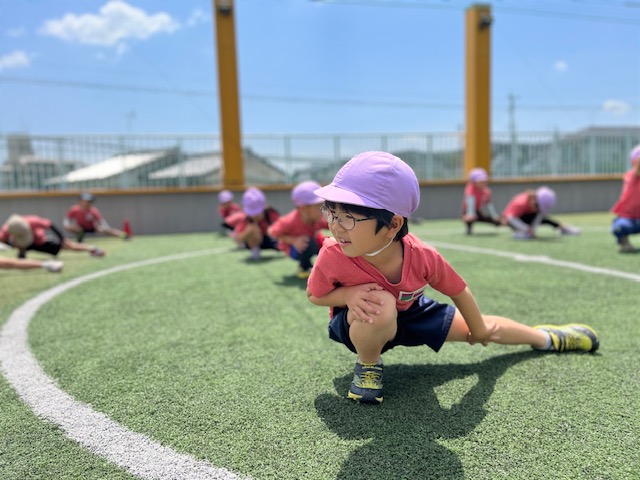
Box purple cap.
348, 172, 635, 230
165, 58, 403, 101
536, 186, 556, 213
468, 168, 488, 183
292, 181, 323, 206
630, 144, 640, 166
218, 190, 234, 203
314, 151, 420, 218
242, 187, 266, 216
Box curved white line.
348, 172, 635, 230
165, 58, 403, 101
427, 240, 640, 282
0, 248, 250, 480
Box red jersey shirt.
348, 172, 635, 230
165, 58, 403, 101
233, 208, 280, 236
307, 233, 467, 317
0, 215, 52, 246
611, 169, 640, 219
502, 192, 533, 218
218, 202, 242, 220
268, 209, 329, 255
65, 205, 103, 230
462, 182, 493, 213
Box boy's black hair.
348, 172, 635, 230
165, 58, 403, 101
325, 201, 409, 240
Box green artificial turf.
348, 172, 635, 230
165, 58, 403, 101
1, 213, 639, 479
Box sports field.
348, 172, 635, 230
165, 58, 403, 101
1, 212, 638, 480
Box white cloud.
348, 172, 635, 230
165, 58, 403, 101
0, 50, 31, 71
602, 100, 631, 115
38, 0, 180, 47
187, 8, 209, 27
554, 60, 568, 73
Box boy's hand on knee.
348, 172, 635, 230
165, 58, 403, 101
345, 284, 384, 324
468, 320, 500, 346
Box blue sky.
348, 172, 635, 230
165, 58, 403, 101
0, 0, 638, 135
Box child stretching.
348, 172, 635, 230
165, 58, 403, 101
306, 151, 599, 405
267, 181, 329, 279
461, 167, 501, 235
610, 144, 640, 253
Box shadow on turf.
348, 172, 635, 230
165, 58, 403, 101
315, 350, 540, 479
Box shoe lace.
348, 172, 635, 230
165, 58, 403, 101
356, 365, 382, 388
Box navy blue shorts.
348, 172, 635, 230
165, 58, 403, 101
328, 295, 456, 354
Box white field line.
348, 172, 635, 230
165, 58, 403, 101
0, 248, 250, 480
2, 241, 637, 479
426, 240, 640, 283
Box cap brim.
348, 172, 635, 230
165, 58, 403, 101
314, 185, 370, 207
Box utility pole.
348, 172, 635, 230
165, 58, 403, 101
213, 0, 244, 187
464, 4, 492, 177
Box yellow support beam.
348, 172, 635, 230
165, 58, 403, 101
214, 0, 244, 187
464, 4, 492, 178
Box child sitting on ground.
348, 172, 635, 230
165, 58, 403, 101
306, 151, 599, 405
267, 181, 329, 279
232, 187, 280, 261
501, 186, 580, 239
461, 167, 501, 235
610, 144, 640, 253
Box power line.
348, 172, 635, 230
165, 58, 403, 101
0, 75, 628, 112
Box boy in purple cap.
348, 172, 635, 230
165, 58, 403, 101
501, 186, 580, 239
461, 167, 501, 235
232, 187, 280, 260
268, 181, 329, 279
307, 151, 599, 405
610, 144, 640, 253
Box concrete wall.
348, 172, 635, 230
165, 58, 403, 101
0, 177, 622, 236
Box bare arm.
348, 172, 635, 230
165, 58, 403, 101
307, 283, 385, 323
450, 287, 497, 345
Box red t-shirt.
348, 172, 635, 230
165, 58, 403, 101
502, 192, 533, 218
462, 182, 493, 213
233, 208, 280, 236
307, 233, 467, 317
0, 215, 51, 246
65, 205, 103, 230
218, 202, 242, 220
611, 169, 640, 219
268, 209, 329, 255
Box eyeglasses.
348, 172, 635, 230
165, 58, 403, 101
320, 206, 376, 231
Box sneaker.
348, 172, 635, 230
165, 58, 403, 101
348, 361, 384, 404
90, 247, 105, 257
248, 247, 261, 261
296, 267, 311, 280
619, 243, 637, 253
42, 260, 64, 273
533, 324, 599, 353
560, 225, 581, 235
513, 231, 534, 240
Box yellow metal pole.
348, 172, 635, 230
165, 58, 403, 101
214, 0, 244, 187
464, 4, 492, 178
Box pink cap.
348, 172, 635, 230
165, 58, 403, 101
218, 190, 234, 203
242, 187, 266, 216
314, 151, 420, 218
468, 168, 488, 183
291, 181, 323, 206
536, 186, 556, 214
630, 144, 640, 166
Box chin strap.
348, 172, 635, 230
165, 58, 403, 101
364, 238, 395, 257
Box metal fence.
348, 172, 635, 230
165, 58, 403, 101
1, 128, 639, 192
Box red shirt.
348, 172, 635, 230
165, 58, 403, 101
307, 233, 467, 317
462, 182, 493, 212
0, 215, 51, 246
218, 202, 242, 220
65, 205, 103, 230
268, 209, 329, 255
611, 169, 640, 219
502, 192, 533, 218
233, 208, 280, 236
